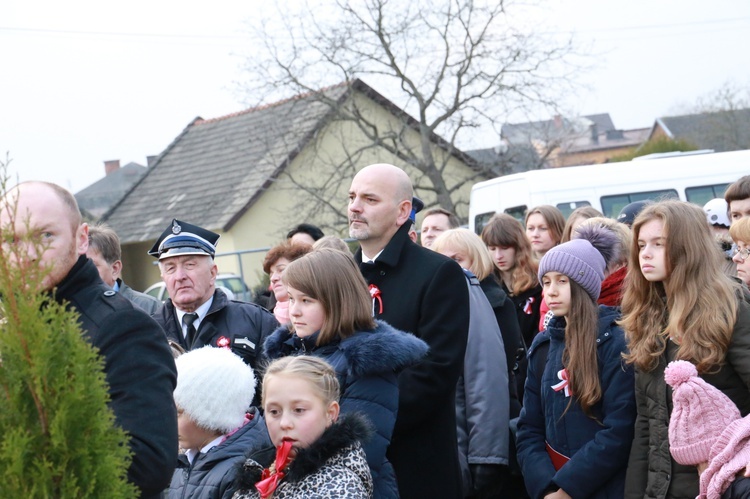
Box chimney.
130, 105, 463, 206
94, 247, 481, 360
590, 123, 599, 144
553, 115, 563, 129
104, 159, 121, 176
146, 155, 158, 167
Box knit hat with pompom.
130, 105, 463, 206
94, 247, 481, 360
665, 360, 741, 465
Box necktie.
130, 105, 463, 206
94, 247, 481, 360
183, 313, 198, 348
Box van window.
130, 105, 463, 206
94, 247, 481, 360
600, 189, 678, 218
474, 212, 496, 235
504, 205, 528, 223
555, 201, 592, 219
685, 183, 730, 207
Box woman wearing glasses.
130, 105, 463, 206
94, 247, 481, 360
730, 217, 750, 286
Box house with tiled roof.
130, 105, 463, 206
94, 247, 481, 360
75, 160, 152, 219
103, 79, 482, 290
649, 108, 750, 152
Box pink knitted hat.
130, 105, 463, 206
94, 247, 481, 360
665, 360, 741, 465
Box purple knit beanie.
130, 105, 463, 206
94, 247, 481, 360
665, 360, 741, 466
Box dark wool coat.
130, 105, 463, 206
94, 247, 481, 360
502, 281, 543, 349
355, 223, 470, 499
263, 321, 428, 499
154, 289, 278, 369
169, 408, 272, 499
625, 295, 750, 499
54, 256, 178, 499
517, 306, 636, 499
233, 414, 374, 499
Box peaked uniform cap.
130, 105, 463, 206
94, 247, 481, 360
148, 219, 220, 259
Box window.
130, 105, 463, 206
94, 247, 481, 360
504, 205, 528, 223
686, 184, 730, 207
555, 201, 592, 219
600, 189, 678, 218
474, 212, 496, 235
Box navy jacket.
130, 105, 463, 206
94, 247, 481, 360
516, 306, 636, 499
264, 321, 428, 499
169, 408, 271, 499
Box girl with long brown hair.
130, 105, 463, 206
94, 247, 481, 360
621, 200, 750, 499
516, 224, 636, 499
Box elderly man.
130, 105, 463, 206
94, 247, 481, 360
348, 164, 470, 499
2, 181, 178, 499
87, 222, 161, 314
150, 219, 277, 370
419, 207, 460, 248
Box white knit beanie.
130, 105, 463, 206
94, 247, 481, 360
174, 346, 256, 433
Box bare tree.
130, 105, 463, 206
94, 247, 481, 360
240, 0, 579, 224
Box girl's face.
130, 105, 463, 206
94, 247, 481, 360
437, 245, 473, 272
526, 213, 556, 256
270, 258, 291, 302
177, 407, 220, 451
542, 271, 571, 317
264, 375, 339, 452
488, 245, 516, 273
288, 286, 325, 337
733, 240, 750, 285
638, 219, 668, 283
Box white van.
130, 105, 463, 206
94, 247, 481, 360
468, 149, 750, 234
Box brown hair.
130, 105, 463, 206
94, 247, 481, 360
481, 213, 538, 295
262, 356, 340, 408
431, 228, 494, 281
561, 206, 604, 243
88, 222, 122, 264
526, 205, 565, 247
620, 200, 739, 373
262, 241, 312, 274
576, 217, 631, 272
725, 175, 750, 205
282, 248, 376, 345
730, 217, 750, 243
421, 208, 460, 229
559, 280, 601, 418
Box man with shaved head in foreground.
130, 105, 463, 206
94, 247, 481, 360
1, 182, 178, 498
349, 164, 470, 498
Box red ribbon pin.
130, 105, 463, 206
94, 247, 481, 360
369, 284, 383, 314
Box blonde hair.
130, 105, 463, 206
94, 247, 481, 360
730, 217, 750, 243
481, 213, 538, 295
620, 200, 739, 373
526, 205, 566, 247
431, 228, 494, 280
576, 217, 631, 272
282, 248, 376, 345
561, 206, 604, 243
262, 356, 340, 408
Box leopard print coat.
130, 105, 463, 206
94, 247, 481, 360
232, 413, 373, 498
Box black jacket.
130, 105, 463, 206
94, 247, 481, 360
154, 289, 278, 370
356, 223, 470, 499
54, 256, 178, 499
264, 321, 428, 498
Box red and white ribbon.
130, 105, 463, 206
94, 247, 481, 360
369, 284, 383, 315
552, 368, 571, 397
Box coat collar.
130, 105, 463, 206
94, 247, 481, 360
54, 255, 101, 303
354, 223, 412, 268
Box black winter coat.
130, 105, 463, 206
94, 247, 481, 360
264, 321, 428, 499
55, 256, 178, 499
154, 289, 278, 370
169, 408, 272, 499
356, 223, 470, 499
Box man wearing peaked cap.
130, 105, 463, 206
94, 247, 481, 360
150, 219, 278, 390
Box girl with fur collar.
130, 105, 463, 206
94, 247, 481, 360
233, 356, 373, 499
263, 248, 428, 499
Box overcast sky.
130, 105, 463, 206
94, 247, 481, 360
1, 0, 748, 193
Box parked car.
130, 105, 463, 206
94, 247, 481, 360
144, 273, 252, 302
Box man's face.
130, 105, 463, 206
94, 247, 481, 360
348, 171, 407, 249
420, 213, 452, 248
86, 248, 119, 287
159, 254, 217, 312
1, 184, 87, 291
730, 198, 750, 224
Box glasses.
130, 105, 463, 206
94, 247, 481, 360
733, 246, 750, 262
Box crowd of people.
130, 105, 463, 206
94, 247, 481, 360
3, 168, 750, 499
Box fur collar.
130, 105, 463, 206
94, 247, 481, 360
263, 321, 428, 378
235, 413, 371, 490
